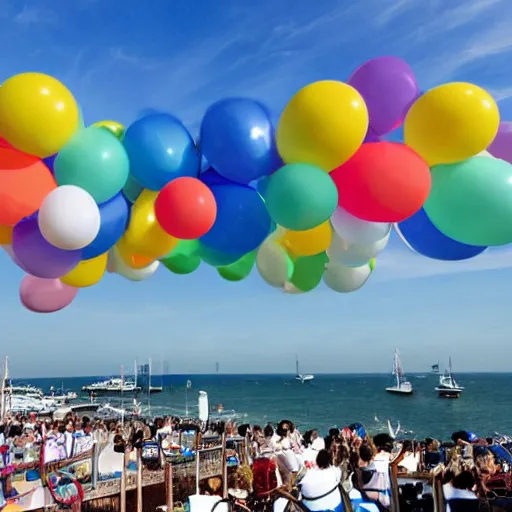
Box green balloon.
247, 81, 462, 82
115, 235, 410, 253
54, 126, 130, 203
218, 251, 256, 281
290, 252, 329, 292
265, 163, 338, 230
161, 240, 201, 275
425, 156, 512, 246
198, 243, 244, 267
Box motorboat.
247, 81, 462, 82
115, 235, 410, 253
82, 377, 141, 394
295, 354, 314, 383
386, 348, 413, 395
435, 358, 464, 398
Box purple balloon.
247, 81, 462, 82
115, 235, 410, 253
488, 122, 512, 164
12, 215, 81, 278
348, 56, 419, 137
19, 275, 78, 313
363, 128, 381, 143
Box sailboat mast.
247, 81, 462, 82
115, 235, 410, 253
295, 354, 299, 375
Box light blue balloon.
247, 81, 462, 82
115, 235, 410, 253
123, 113, 200, 191
54, 126, 130, 203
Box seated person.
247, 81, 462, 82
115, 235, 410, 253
300, 449, 343, 512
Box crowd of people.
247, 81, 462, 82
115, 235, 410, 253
227, 422, 512, 512
1, 411, 512, 511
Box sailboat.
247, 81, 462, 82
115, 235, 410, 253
385, 349, 413, 395
295, 354, 314, 383
435, 358, 464, 398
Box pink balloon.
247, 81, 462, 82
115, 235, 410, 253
19, 275, 78, 313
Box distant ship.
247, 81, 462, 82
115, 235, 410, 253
295, 354, 314, 383
385, 348, 413, 395
435, 358, 464, 399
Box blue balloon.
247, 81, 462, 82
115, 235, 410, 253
200, 98, 281, 185
123, 113, 200, 191
122, 174, 144, 204
396, 208, 487, 261
198, 243, 245, 267
200, 184, 271, 254
43, 154, 57, 173
200, 154, 210, 173
200, 168, 234, 188
82, 193, 130, 260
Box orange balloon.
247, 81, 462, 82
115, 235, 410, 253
0, 147, 57, 225
116, 238, 155, 269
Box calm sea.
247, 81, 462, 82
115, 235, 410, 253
19, 373, 512, 441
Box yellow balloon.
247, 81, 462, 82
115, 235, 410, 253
277, 80, 368, 171
121, 189, 178, 259
92, 120, 125, 140
61, 253, 108, 288
0, 73, 80, 158
0, 225, 13, 245
280, 222, 332, 257
115, 238, 156, 269
404, 82, 500, 166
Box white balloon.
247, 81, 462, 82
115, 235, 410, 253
283, 282, 304, 294
109, 247, 159, 281
330, 206, 390, 245
323, 261, 372, 293
327, 231, 390, 267
256, 237, 293, 287
38, 185, 101, 250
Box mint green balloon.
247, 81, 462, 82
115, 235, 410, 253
291, 252, 328, 292
54, 126, 130, 203
161, 240, 200, 275
123, 174, 143, 204
218, 251, 256, 281
265, 163, 338, 230
198, 243, 244, 267
425, 156, 512, 246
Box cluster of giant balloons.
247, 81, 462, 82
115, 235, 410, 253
0, 56, 510, 313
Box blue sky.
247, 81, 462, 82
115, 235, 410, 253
1, 0, 512, 377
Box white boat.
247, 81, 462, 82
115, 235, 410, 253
435, 358, 463, 398
295, 354, 314, 383
386, 349, 413, 395
82, 377, 141, 394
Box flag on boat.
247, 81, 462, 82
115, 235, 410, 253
186, 380, 192, 389
431, 363, 439, 372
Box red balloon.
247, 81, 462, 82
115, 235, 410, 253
155, 177, 217, 239
330, 142, 431, 222
0, 147, 57, 226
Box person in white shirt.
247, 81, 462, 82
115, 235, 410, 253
300, 449, 343, 512
445, 470, 478, 512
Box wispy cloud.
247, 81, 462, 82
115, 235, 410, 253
13, 5, 57, 24
374, 246, 512, 282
